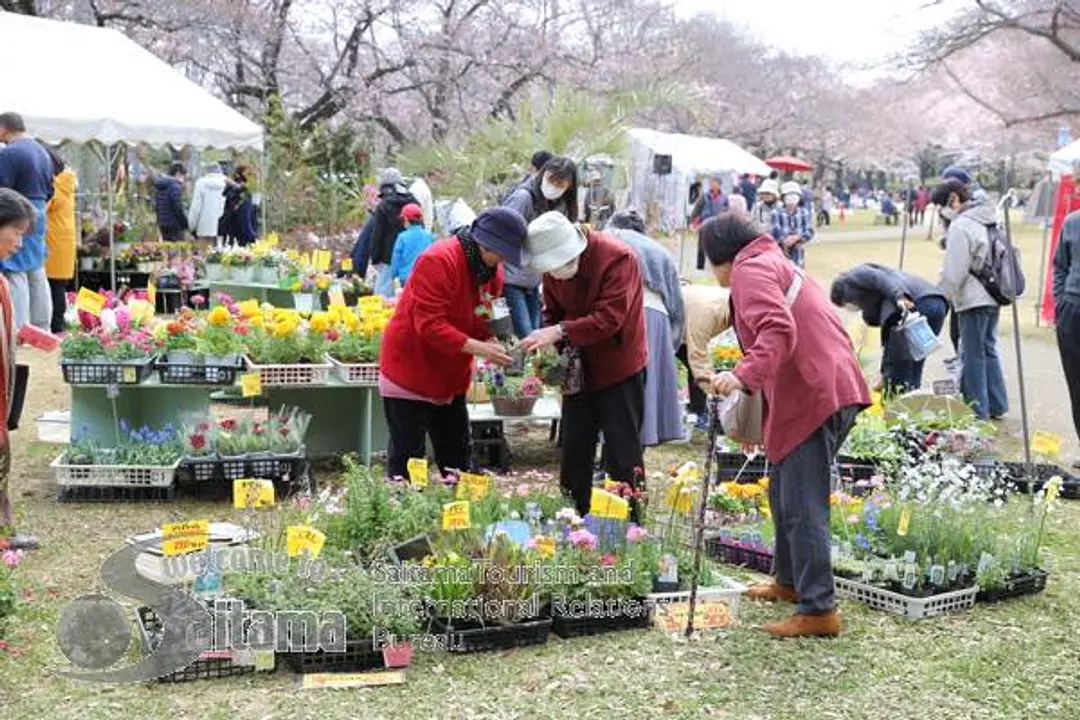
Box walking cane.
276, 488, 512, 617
685, 395, 720, 637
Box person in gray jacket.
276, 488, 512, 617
932, 179, 1008, 420
501, 155, 579, 338
830, 263, 949, 395
1053, 208, 1080, 465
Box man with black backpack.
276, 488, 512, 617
933, 178, 1010, 420
369, 168, 419, 297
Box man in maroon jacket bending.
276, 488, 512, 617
521, 211, 648, 519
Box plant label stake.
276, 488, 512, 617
686, 396, 720, 638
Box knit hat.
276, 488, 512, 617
379, 167, 403, 187
758, 179, 780, 196
780, 181, 801, 197
471, 207, 528, 266
941, 166, 973, 185
400, 203, 424, 223
526, 211, 587, 273
446, 199, 477, 234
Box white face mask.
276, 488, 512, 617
547, 257, 580, 280
783, 194, 800, 208
541, 177, 566, 200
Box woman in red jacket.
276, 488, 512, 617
520, 212, 647, 518
379, 207, 528, 479
700, 212, 870, 638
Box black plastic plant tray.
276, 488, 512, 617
156, 359, 242, 386
136, 606, 255, 682
431, 616, 552, 653
61, 358, 155, 386
181, 452, 307, 484
549, 600, 651, 639
705, 536, 774, 574
57, 483, 176, 503
284, 637, 385, 674
976, 569, 1049, 603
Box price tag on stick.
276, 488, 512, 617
75, 287, 106, 316
162, 520, 210, 537
286, 525, 326, 559
407, 458, 428, 487
162, 535, 209, 556
233, 479, 276, 509
240, 373, 262, 398
456, 472, 491, 500
442, 501, 471, 530
897, 506, 912, 537
1032, 431, 1062, 459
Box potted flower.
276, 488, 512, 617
205, 248, 227, 281
197, 306, 246, 380
292, 276, 318, 313
485, 369, 542, 417
257, 252, 281, 284
53, 422, 183, 489
229, 251, 256, 283
161, 319, 198, 365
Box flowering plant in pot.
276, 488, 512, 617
228, 251, 256, 283
196, 305, 245, 368
205, 248, 228, 280
484, 368, 542, 416
160, 317, 198, 364
244, 321, 327, 365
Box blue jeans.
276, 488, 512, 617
881, 296, 949, 394
374, 264, 394, 297
504, 284, 541, 339
958, 306, 1009, 419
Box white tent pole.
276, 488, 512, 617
1033, 171, 1054, 328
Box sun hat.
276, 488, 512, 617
780, 181, 801, 196
400, 203, 424, 222
526, 211, 587, 273
471, 207, 528, 266
758, 179, 780, 196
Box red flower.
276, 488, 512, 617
279, 427, 290, 437
252, 424, 265, 435
599, 554, 617, 567
633, 466, 643, 477
196, 422, 210, 432
325, 328, 340, 342
219, 418, 237, 431
189, 434, 206, 450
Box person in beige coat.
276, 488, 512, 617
678, 282, 732, 430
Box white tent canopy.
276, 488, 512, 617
624, 128, 771, 231
1050, 138, 1080, 176
0, 13, 263, 150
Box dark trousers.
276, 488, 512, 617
383, 394, 471, 479
771, 405, 861, 615
880, 296, 949, 394
676, 343, 707, 415
561, 372, 645, 517
696, 242, 706, 271
1056, 297, 1080, 443
48, 278, 70, 334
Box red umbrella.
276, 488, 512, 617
765, 155, 813, 173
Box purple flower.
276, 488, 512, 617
568, 529, 598, 550
626, 524, 648, 543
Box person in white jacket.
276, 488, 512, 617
189, 163, 227, 240
407, 175, 434, 231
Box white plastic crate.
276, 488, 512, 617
243, 356, 332, 387
646, 575, 747, 629
834, 577, 978, 619
37, 411, 71, 444
327, 356, 379, 385
51, 453, 180, 488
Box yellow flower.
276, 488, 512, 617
316, 276, 331, 291
207, 306, 232, 327
758, 476, 770, 489
310, 313, 331, 333
272, 322, 294, 339
237, 299, 260, 318
128, 299, 154, 324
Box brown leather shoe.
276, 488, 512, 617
746, 582, 798, 603
764, 610, 841, 638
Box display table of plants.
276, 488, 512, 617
59, 292, 394, 464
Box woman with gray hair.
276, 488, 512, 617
607, 210, 685, 445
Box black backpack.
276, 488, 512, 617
970, 223, 1026, 306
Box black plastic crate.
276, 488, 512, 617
432, 616, 551, 653
284, 637, 385, 674
550, 600, 652, 639
136, 606, 255, 682
57, 483, 176, 503
182, 452, 306, 483
61, 358, 155, 386
156, 359, 242, 386
976, 569, 1049, 603
705, 536, 775, 574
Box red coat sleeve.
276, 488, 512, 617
409, 253, 470, 354
731, 262, 798, 393
562, 252, 640, 347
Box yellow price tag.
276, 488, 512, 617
162, 519, 209, 537
240, 373, 262, 398
407, 458, 428, 487
897, 506, 912, 536
286, 249, 299, 261
590, 488, 629, 520
442, 501, 471, 530
147, 281, 157, 307
314, 250, 332, 272
1032, 431, 1062, 458
122, 366, 137, 384
233, 479, 276, 509
456, 472, 491, 500
533, 536, 555, 559
162, 534, 209, 556
301, 253, 313, 269
75, 287, 106, 317
328, 287, 346, 307
286, 525, 326, 558
341, 258, 353, 272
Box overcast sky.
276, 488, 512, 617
673, 0, 960, 69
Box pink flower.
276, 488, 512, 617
846, 514, 860, 524
516, 483, 530, 497
599, 553, 617, 567
191, 294, 206, 308
568, 529, 598, 550
626, 525, 648, 543
524, 538, 537, 550
3, 549, 23, 568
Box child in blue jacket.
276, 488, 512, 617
389, 203, 434, 288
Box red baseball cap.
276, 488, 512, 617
400, 203, 424, 222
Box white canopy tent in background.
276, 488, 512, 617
1050, 138, 1080, 176
0, 12, 264, 288
625, 128, 773, 231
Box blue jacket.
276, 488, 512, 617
351, 216, 376, 277
154, 175, 188, 232
390, 224, 435, 287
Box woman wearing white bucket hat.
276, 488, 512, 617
520, 211, 648, 519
